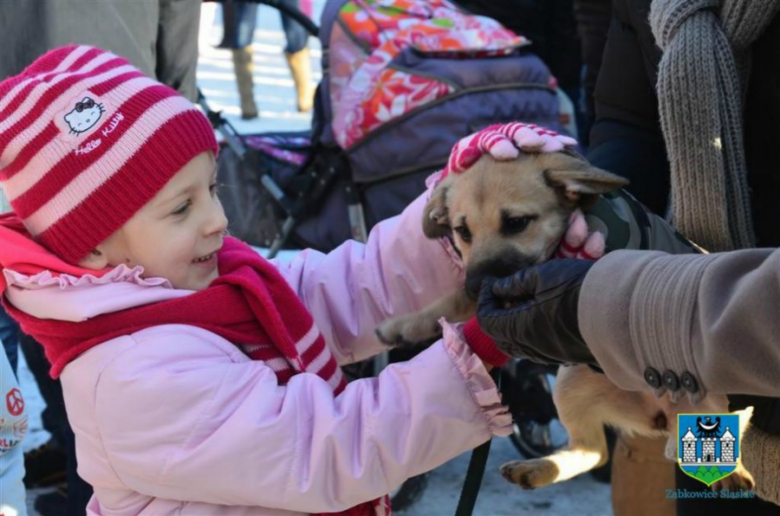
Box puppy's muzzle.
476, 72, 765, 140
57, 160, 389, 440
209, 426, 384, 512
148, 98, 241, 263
465, 254, 535, 300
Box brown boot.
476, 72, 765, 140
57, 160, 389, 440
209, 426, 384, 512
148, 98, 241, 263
232, 46, 259, 119
284, 47, 315, 112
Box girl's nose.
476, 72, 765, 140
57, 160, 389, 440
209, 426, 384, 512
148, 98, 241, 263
205, 198, 229, 237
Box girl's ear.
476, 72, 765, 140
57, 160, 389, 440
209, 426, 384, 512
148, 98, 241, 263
77, 248, 109, 270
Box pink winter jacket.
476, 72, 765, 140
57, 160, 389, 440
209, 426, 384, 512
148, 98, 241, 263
3, 186, 512, 515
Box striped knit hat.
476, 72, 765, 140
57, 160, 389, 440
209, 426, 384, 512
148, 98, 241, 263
0, 45, 218, 264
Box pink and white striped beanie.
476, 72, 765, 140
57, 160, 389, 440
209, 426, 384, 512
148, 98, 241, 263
0, 45, 218, 264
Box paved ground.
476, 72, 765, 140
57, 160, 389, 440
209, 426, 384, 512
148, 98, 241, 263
21, 3, 612, 514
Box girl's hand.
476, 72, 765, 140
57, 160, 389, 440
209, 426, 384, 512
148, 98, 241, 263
554, 209, 605, 261
442, 122, 578, 178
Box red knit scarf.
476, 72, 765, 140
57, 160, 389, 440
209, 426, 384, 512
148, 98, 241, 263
5, 236, 389, 516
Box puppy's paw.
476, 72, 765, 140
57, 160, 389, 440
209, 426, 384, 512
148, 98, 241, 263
375, 323, 403, 347
375, 316, 441, 348
499, 459, 559, 490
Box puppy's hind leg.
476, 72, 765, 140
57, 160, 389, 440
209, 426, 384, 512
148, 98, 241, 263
375, 289, 475, 347
500, 365, 610, 489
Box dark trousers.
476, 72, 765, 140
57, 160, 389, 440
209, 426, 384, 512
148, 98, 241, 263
0, 305, 20, 374
587, 119, 671, 217
220, 0, 309, 53
280, 0, 309, 54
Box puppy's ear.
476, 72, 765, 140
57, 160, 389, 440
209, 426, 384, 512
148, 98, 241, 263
422, 179, 452, 239
542, 151, 629, 208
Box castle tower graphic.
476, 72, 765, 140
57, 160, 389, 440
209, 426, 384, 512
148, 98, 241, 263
721, 427, 735, 462
701, 437, 717, 463
682, 428, 697, 463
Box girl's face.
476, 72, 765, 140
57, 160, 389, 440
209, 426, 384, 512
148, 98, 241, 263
83, 152, 228, 291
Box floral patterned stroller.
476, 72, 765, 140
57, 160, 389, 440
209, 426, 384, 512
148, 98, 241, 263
209, 0, 570, 256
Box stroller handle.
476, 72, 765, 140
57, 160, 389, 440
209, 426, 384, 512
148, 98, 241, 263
212, 0, 319, 37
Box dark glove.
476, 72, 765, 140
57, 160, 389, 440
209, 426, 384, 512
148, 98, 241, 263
476, 259, 598, 367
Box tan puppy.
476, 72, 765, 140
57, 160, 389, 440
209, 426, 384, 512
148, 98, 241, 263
376, 150, 627, 346
375, 151, 754, 492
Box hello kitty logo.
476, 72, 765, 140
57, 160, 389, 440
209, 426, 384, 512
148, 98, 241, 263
63, 96, 105, 135
56, 92, 124, 155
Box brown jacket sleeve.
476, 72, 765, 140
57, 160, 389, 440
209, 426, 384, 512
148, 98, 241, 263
579, 248, 780, 403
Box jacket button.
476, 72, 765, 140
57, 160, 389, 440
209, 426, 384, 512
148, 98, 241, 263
644, 367, 662, 388
662, 370, 680, 391
680, 372, 699, 393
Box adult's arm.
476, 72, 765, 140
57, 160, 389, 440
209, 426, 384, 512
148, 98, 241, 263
581, 247, 780, 402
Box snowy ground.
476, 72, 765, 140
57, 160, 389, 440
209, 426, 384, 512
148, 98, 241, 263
21, 3, 612, 514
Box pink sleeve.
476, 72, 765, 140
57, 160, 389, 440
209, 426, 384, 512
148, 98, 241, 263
94, 327, 511, 512
272, 186, 465, 365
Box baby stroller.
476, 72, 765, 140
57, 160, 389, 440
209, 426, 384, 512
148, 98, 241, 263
208, 0, 569, 255
201, 0, 580, 507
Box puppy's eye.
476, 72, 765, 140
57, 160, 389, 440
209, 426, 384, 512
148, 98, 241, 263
454, 225, 472, 243
502, 216, 537, 235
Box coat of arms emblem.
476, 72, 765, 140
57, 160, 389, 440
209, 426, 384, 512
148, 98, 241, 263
677, 413, 740, 486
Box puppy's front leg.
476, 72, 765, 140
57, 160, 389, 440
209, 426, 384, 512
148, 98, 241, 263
501, 365, 610, 489
375, 289, 475, 347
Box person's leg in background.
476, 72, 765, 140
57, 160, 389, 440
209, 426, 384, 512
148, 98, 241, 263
232, 44, 259, 119
0, 305, 20, 374
587, 119, 671, 216
0, 189, 19, 374
220, 1, 260, 119
573, 0, 612, 148
280, 0, 314, 112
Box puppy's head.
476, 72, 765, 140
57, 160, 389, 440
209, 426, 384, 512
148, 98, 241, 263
423, 151, 628, 298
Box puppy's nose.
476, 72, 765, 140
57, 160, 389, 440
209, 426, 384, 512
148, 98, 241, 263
465, 255, 532, 299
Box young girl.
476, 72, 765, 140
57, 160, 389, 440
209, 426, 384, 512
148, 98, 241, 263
0, 45, 582, 515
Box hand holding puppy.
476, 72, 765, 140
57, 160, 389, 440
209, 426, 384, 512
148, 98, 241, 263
442, 122, 578, 178
466, 210, 605, 368
476, 258, 597, 366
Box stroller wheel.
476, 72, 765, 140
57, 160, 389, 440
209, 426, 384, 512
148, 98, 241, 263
511, 416, 569, 459
503, 361, 569, 459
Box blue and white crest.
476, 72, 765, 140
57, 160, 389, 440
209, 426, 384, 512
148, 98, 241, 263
677, 413, 739, 486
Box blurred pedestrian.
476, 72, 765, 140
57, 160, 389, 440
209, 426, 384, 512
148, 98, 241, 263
219, 0, 315, 119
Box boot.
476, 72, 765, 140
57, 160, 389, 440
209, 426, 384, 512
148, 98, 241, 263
24, 439, 67, 488
231, 46, 259, 120
284, 47, 315, 112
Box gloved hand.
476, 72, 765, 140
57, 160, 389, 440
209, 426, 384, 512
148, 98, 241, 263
441, 122, 578, 178
476, 259, 598, 367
